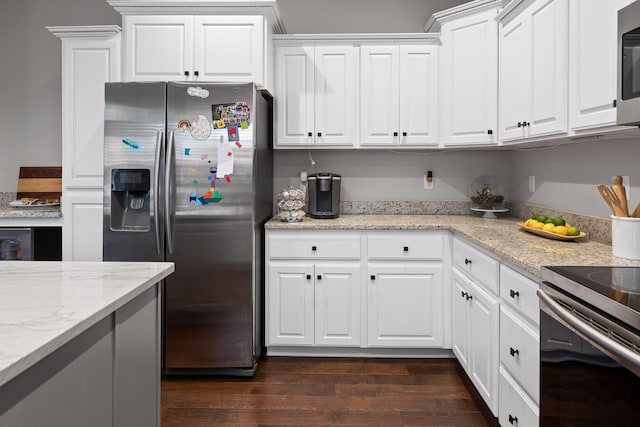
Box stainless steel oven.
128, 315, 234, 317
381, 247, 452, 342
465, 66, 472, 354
0, 228, 32, 260
618, 0, 640, 126
538, 266, 640, 426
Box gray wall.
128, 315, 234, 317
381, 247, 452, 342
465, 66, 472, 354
0, 0, 120, 192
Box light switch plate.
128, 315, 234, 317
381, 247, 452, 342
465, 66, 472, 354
528, 176, 535, 193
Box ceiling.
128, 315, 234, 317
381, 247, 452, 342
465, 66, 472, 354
276, 0, 472, 34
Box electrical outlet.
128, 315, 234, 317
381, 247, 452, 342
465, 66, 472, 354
622, 175, 630, 200
528, 176, 535, 193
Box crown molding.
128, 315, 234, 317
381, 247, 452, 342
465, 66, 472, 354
495, 0, 536, 24
47, 25, 122, 39
273, 33, 441, 46
106, 0, 286, 33
424, 0, 508, 32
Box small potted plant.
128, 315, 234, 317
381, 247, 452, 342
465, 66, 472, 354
470, 176, 504, 210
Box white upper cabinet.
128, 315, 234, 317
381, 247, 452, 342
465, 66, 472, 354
568, 0, 634, 131
439, 8, 499, 146
499, 0, 568, 143
361, 45, 438, 147
123, 15, 266, 87
275, 45, 357, 147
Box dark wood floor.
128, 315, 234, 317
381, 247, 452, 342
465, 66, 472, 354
161, 357, 499, 426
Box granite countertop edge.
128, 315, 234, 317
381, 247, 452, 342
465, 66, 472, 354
265, 215, 640, 278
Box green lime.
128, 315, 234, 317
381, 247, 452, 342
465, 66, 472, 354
534, 215, 548, 223
544, 218, 555, 224
552, 217, 566, 226
567, 226, 580, 236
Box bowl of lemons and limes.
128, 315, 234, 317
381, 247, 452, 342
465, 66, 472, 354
519, 214, 586, 240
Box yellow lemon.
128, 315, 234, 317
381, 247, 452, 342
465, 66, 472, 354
533, 222, 545, 230
564, 223, 572, 228
525, 219, 538, 227
542, 223, 556, 232
553, 226, 568, 236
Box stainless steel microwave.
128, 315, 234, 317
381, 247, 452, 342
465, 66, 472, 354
618, 0, 640, 126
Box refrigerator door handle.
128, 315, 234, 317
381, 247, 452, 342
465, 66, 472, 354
165, 130, 175, 254
153, 130, 164, 255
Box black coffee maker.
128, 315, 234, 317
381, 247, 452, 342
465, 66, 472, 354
308, 173, 341, 219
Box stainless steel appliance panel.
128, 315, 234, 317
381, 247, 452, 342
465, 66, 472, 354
0, 228, 32, 260
163, 83, 257, 369
617, 0, 640, 126
103, 82, 165, 262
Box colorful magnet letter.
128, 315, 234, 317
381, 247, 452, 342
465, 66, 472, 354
225, 176, 231, 183
189, 190, 197, 202
235, 141, 242, 148
188, 167, 196, 173
215, 119, 226, 129
240, 121, 249, 129
122, 138, 139, 149
184, 148, 191, 156
193, 179, 198, 184
200, 154, 208, 160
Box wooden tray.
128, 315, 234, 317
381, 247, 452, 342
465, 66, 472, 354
517, 223, 587, 241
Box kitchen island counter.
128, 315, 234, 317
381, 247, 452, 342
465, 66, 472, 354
0, 261, 174, 427
265, 215, 640, 277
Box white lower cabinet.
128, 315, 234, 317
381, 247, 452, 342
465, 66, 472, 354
265, 230, 449, 353
367, 263, 444, 347
499, 366, 540, 427
267, 260, 361, 347
452, 266, 499, 416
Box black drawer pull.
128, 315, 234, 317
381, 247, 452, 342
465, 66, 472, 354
393, 132, 398, 137
317, 275, 322, 280
403, 246, 409, 252
464, 258, 472, 265
487, 129, 493, 135
509, 289, 520, 298
402, 131, 407, 137
306, 274, 311, 280
508, 414, 518, 425
317, 132, 322, 137
312, 246, 317, 251
371, 275, 375, 280
510, 347, 519, 357
308, 132, 312, 137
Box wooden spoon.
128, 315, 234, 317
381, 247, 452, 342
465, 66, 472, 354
612, 176, 629, 217
597, 184, 622, 216
631, 202, 640, 218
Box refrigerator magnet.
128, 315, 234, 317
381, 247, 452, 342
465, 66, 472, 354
240, 121, 249, 129
189, 190, 197, 202
190, 115, 211, 140
201, 154, 208, 160
184, 148, 191, 156
227, 125, 239, 142
122, 138, 139, 149
188, 167, 196, 173
214, 119, 225, 129
177, 120, 191, 132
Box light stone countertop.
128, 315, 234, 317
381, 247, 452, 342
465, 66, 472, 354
0, 261, 174, 388
265, 215, 640, 277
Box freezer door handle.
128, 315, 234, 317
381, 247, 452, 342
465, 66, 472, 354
154, 130, 164, 255
165, 130, 175, 254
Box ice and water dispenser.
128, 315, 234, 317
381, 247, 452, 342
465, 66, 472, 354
110, 169, 151, 231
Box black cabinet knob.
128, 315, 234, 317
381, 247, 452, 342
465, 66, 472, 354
517, 122, 522, 128
487, 129, 493, 135
509, 289, 520, 298
194, 71, 199, 77
184, 71, 190, 77
393, 132, 398, 137
402, 132, 407, 137
508, 414, 518, 425
466, 294, 473, 300
403, 246, 409, 252
461, 291, 467, 298
371, 275, 376, 280
311, 246, 317, 251
308, 132, 312, 137
464, 258, 472, 265
306, 274, 311, 280
510, 347, 519, 357
317, 275, 322, 280
317, 132, 322, 137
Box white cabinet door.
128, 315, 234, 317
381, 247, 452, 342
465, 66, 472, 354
193, 15, 263, 83
267, 262, 315, 346
275, 46, 315, 146
451, 268, 471, 369
367, 263, 444, 348
399, 45, 439, 146
62, 195, 104, 261
499, 14, 529, 142
314, 46, 357, 147
529, 0, 568, 138
360, 46, 400, 146
468, 280, 499, 415
440, 9, 498, 146
315, 263, 361, 347
569, 0, 619, 130
123, 15, 193, 81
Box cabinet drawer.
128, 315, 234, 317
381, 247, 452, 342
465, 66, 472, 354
453, 238, 499, 294
500, 265, 540, 325
500, 306, 540, 404
268, 234, 361, 260
499, 367, 539, 427
367, 233, 444, 260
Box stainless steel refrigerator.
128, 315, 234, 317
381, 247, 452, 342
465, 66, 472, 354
103, 82, 272, 375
